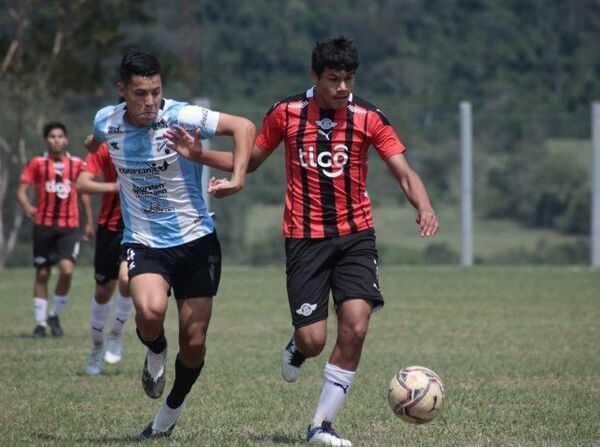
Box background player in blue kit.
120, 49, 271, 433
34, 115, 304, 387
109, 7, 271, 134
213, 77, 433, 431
86, 49, 255, 439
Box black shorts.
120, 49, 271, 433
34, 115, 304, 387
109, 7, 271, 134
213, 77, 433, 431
94, 225, 125, 285
123, 231, 221, 300
285, 228, 383, 328
33, 225, 80, 267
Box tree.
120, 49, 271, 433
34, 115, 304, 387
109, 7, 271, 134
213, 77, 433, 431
0, 0, 150, 268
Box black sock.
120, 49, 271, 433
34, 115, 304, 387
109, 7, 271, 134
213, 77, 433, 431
136, 327, 167, 354
290, 347, 307, 367
166, 357, 204, 409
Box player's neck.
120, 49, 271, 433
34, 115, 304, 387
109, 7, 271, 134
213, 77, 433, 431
123, 111, 146, 128
48, 151, 64, 161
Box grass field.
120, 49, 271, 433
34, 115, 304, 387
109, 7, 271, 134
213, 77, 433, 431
1, 266, 599, 446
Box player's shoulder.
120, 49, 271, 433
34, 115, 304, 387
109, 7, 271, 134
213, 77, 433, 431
350, 95, 391, 125
264, 91, 307, 117
66, 152, 83, 163
26, 153, 48, 166
94, 103, 125, 122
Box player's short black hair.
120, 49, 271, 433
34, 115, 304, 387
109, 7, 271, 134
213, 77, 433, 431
43, 122, 67, 138
120, 48, 161, 84
311, 36, 359, 77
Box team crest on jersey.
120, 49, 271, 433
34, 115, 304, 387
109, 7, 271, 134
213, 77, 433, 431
108, 125, 123, 134
316, 118, 337, 141
296, 303, 317, 316
151, 119, 168, 130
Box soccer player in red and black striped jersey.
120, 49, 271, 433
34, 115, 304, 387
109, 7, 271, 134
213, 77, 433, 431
166, 36, 438, 446
77, 142, 133, 375
17, 122, 94, 338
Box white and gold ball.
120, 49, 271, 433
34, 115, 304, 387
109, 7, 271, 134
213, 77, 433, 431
388, 365, 445, 424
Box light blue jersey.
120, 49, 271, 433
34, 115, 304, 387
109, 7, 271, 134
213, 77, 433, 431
93, 99, 219, 248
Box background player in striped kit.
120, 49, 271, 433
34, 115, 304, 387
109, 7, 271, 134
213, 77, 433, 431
166, 36, 439, 446
86, 49, 255, 439
17, 122, 94, 338
77, 141, 133, 375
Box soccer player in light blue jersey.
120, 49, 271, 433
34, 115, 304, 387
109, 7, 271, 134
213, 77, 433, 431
86, 48, 255, 439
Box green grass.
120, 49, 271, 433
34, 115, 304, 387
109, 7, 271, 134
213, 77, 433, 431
1, 266, 599, 446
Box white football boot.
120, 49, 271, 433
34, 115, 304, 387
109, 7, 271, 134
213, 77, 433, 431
85, 344, 105, 375
281, 337, 306, 382
306, 421, 352, 446
104, 332, 123, 364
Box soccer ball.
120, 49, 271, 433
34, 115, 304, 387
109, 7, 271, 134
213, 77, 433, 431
388, 365, 445, 424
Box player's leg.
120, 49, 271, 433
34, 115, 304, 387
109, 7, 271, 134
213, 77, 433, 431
131, 272, 170, 399
86, 225, 120, 374
281, 237, 333, 382
140, 232, 220, 440
307, 229, 382, 446
104, 260, 133, 364
47, 228, 80, 336
100, 230, 133, 364
307, 299, 372, 447
31, 224, 53, 337
32, 266, 51, 337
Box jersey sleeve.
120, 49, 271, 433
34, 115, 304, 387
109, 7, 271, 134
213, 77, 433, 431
83, 144, 108, 177
255, 103, 285, 152
174, 105, 220, 139
20, 159, 36, 184
368, 109, 406, 160
93, 106, 113, 141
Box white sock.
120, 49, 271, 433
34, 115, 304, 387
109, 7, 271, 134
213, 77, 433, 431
109, 293, 133, 336
50, 294, 68, 316
33, 297, 48, 326
91, 296, 111, 348
153, 401, 184, 431
311, 363, 355, 428
147, 348, 167, 380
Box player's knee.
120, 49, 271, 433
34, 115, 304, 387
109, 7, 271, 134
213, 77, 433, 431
296, 332, 326, 357
179, 332, 206, 361
118, 272, 130, 296
135, 303, 165, 326
58, 264, 74, 276
339, 320, 369, 346
94, 284, 113, 303
35, 268, 51, 283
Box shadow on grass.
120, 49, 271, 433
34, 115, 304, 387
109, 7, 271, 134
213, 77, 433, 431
247, 433, 304, 445
33, 432, 141, 444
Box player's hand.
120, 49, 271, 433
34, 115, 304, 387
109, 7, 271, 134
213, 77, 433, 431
165, 125, 203, 162
416, 208, 439, 237
207, 176, 243, 198
109, 181, 120, 193
84, 134, 102, 153
83, 222, 95, 242
25, 205, 37, 220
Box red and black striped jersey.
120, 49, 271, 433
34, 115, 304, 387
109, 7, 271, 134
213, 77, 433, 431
83, 143, 123, 232
20, 151, 84, 228
256, 87, 406, 239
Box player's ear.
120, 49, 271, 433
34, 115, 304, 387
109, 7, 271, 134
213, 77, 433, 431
310, 70, 319, 85
117, 82, 126, 99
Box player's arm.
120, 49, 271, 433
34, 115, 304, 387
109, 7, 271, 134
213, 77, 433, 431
84, 134, 103, 153
79, 192, 95, 241
16, 182, 36, 220
166, 126, 271, 174
384, 153, 439, 237
76, 171, 119, 195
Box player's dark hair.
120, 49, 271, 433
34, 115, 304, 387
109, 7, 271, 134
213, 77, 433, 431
43, 122, 67, 138
311, 36, 359, 77
120, 48, 161, 84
